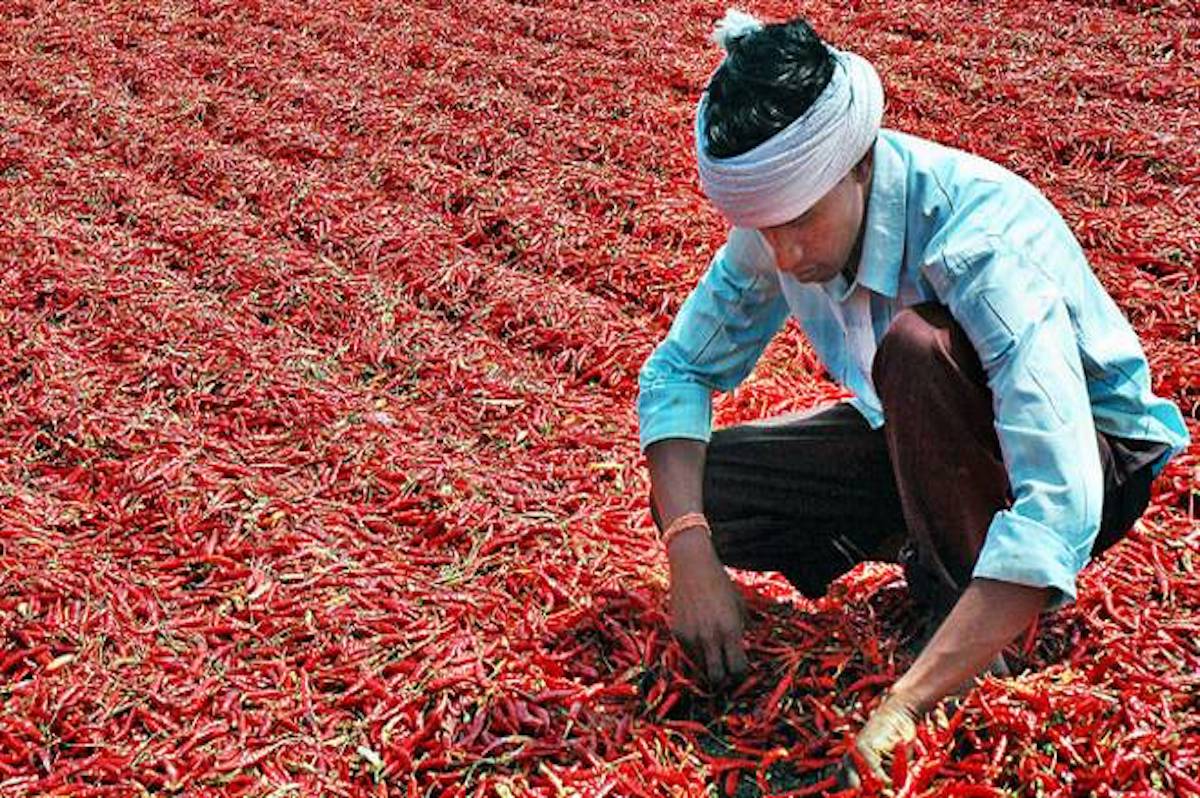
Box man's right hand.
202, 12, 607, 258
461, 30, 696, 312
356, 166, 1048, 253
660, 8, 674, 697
667, 527, 749, 685
646, 438, 749, 686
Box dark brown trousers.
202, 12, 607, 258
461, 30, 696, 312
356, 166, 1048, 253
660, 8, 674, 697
654, 303, 1163, 614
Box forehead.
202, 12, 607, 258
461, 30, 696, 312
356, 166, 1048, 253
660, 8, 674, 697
767, 186, 835, 230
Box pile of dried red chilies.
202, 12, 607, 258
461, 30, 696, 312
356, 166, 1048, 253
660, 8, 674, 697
0, 0, 1196, 795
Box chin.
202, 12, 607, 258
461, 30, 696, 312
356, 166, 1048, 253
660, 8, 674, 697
811, 265, 842, 283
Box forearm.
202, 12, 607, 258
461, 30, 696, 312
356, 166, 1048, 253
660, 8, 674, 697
648, 438, 749, 683
646, 439, 709, 548
892, 577, 1050, 712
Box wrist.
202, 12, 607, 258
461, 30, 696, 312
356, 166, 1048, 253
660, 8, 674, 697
666, 525, 717, 564
887, 677, 934, 716
880, 686, 922, 716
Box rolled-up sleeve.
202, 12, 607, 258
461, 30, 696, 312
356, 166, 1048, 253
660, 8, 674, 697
638, 228, 789, 452
922, 236, 1104, 608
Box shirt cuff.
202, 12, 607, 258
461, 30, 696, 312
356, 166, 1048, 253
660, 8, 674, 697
637, 383, 713, 452
971, 509, 1082, 611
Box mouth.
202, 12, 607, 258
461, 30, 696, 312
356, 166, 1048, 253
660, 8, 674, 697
783, 263, 822, 281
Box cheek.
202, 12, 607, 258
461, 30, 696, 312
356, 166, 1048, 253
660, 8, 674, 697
825, 194, 859, 251
806, 213, 843, 255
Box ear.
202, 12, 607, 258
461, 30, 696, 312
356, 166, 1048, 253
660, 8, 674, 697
852, 147, 874, 183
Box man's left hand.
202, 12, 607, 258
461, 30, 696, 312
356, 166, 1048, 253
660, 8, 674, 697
841, 690, 919, 788
840, 578, 1050, 787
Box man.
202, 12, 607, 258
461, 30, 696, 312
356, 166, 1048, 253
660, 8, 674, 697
638, 10, 1189, 782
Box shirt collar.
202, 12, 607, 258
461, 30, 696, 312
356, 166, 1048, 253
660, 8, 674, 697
821, 132, 907, 303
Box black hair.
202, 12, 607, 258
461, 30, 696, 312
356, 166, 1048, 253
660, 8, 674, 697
702, 17, 836, 159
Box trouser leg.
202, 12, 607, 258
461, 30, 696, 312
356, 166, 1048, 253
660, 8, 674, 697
651, 403, 909, 598
872, 302, 1160, 615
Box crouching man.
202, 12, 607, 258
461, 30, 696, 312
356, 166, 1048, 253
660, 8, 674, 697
638, 10, 1189, 783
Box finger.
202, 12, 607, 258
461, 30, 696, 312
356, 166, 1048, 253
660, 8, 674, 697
723, 636, 749, 682
675, 634, 700, 671
736, 593, 749, 626
856, 739, 888, 782
837, 756, 862, 790
702, 637, 726, 685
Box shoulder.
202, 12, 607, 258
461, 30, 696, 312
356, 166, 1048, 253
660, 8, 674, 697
884, 129, 1020, 193
886, 131, 1081, 274
887, 130, 1032, 220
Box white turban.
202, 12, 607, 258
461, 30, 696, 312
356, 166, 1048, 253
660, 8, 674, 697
694, 11, 885, 229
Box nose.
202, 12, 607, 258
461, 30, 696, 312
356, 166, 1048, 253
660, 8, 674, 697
763, 230, 802, 272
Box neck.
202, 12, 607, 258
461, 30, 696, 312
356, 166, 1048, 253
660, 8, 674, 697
841, 222, 866, 284
841, 259, 859, 284
841, 160, 874, 284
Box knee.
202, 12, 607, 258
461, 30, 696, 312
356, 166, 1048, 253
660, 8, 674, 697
871, 304, 953, 391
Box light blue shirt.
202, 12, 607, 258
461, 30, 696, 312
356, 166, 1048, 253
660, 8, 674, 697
638, 128, 1189, 605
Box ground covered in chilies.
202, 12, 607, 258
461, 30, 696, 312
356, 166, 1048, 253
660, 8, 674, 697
0, 0, 1197, 795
